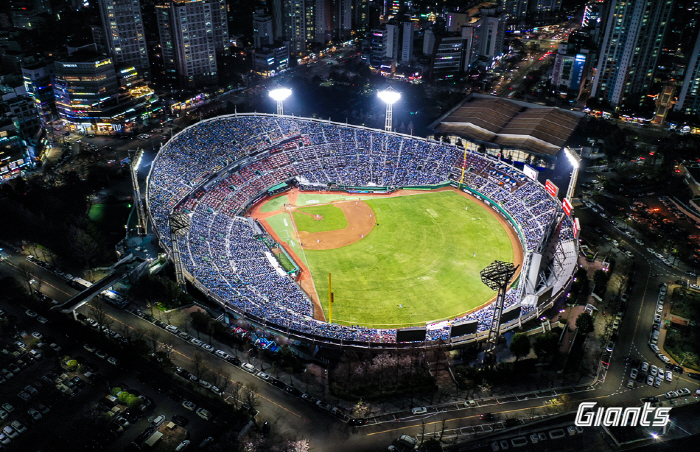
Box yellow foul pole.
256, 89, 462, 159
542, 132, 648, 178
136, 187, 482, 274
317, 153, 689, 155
328, 273, 332, 324
459, 142, 469, 186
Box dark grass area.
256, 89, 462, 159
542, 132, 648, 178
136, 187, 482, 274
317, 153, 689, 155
88, 202, 131, 244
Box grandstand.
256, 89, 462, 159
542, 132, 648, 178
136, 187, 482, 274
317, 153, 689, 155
429, 94, 585, 168
145, 114, 579, 348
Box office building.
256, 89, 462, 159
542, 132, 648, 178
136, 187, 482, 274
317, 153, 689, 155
253, 10, 275, 49
253, 45, 290, 76
675, 29, 700, 116
97, 0, 150, 78
156, 0, 229, 90
369, 27, 388, 66
21, 61, 55, 125
590, 0, 674, 108
476, 13, 505, 60
52, 50, 157, 134
430, 35, 466, 80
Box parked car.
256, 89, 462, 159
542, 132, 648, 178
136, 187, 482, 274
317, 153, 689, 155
411, 407, 427, 415
181, 399, 196, 411
196, 408, 211, 420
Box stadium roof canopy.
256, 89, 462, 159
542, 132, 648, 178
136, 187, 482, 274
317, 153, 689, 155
429, 94, 585, 159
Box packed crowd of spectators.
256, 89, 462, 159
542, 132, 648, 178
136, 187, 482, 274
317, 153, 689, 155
147, 114, 574, 344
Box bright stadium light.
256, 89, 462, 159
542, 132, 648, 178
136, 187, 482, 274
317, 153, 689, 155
378, 88, 401, 132
564, 147, 582, 203
269, 88, 292, 115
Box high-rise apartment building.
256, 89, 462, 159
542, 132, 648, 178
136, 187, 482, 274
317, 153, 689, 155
335, 0, 353, 41
675, 29, 700, 116
315, 0, 331, 44
272, 0, 311, 53
156, 0, 229, 89
353, 0, 369, 33
590, 0, 675, 108
97, 0, 150, 78
400, 21, 413, 65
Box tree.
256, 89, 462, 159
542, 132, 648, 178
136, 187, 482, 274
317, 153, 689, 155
509, 333, 531, 361
17, 263, 34, 293
192, 351, 206, 379
244, 383, 259, 412
576, 312, 595, 335
533, 331, 559, 359
70, 225, 100, 269
145, 330, 161, 355
593, 270, 608, 292
89, 299, 109, 329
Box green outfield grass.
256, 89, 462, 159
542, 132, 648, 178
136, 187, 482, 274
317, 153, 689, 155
261, 194, 289, 213
293, 204, 349, 233
304, 191, 515, 328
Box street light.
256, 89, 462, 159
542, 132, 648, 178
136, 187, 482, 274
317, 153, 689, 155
563, 147, 582, 203
269, 88, 292, 116
378, 88, 401, 132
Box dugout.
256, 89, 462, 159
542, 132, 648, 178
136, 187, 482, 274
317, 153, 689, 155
450, 320, 478, 338
396, 327, 427, 343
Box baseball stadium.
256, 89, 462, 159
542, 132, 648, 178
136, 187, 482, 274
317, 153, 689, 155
145, 114, 579, 348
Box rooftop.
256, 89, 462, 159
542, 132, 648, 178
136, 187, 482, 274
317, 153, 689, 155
430, 94, 585, 157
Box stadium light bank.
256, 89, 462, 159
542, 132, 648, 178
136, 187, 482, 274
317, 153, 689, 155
269, 88, 292, 116
563, 147, 581, 203
378, 88, 401, 133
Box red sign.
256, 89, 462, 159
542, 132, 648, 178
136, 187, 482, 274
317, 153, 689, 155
572, 217, 580, 238
545, 179, 559, 198
562, 198, 572, 216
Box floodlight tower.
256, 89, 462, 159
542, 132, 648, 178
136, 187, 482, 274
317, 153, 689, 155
129, 149, 148, 236
169, 211, 192, 292
378, 88, 401, 132
480, 260, 518, 366
564, 147, 582, 203
269, 87, 292, 115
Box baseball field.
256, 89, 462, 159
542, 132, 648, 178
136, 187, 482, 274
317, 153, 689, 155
251, 189, 518, 328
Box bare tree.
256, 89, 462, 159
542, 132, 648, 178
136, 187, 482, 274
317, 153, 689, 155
18, 263, 34, 293
230, 381, 243, 409
33, 276, 43, 297
132, 326, 146, 344
244, 383, 259, 412
162, 336, 176, 360
89, 300, 109, 329
119, 323, 133, 343
70, 226, 100, 270
192, 351, 206, 379
145, 330, 161, 355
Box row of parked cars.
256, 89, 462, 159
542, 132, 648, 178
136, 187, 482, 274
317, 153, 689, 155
124, 308, 354, 423
490, 425, 584, 451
